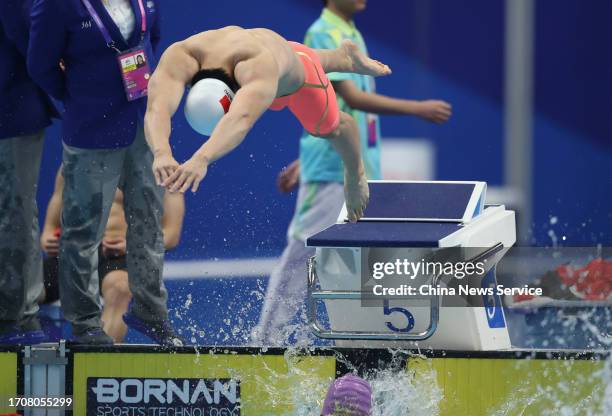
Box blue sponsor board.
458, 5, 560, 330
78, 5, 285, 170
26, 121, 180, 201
87, 377, 240, 416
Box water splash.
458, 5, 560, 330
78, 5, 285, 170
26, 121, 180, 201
369, 362, 441, 416
585, 308, 612, 416
491, 306, 610, 415
548, 229, 559, 247
603, 357, 612, 415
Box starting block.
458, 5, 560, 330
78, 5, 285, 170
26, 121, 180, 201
306, 181, 516, 350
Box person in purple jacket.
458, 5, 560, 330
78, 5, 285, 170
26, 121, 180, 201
0, 0, 57, 345
28, 0, 182, 346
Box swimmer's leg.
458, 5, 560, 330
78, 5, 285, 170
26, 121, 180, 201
316, 111, 369, 223
315, 40, 391, 77
101, 270, 131, 343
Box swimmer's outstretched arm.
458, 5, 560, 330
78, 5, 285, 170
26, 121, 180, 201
164, 57, 279, 193
145, 44, 200, 185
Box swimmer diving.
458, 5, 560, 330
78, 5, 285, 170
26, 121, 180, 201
144, 26, 391, 223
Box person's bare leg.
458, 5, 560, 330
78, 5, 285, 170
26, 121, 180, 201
318, 112, 369, 222
101, 270, 132, 343
315, 40, 391, 77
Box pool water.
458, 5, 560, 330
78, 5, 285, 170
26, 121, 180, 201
38, 276, 610, 415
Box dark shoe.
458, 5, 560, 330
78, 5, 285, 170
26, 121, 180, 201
73, 328, 114, 345
123, 312, 185, 347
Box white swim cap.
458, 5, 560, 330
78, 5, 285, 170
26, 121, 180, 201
184, 78, 235, 136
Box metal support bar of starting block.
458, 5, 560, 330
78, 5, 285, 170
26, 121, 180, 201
307, 243, 506, 341
23, 340, 68, 416
307, 256, 441, 341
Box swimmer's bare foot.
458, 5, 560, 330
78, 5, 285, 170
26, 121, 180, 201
341, 40, 391, 77
344, 168, 369, 223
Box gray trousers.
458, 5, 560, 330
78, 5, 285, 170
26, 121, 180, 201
252, 182, 344, 345
59, 128, 167, 334
0, 132, 45, 330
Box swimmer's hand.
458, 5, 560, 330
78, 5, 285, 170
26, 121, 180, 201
41, 230, 60, 257
153, 151, 179, 186
277, 160, 300, 193
416, 100, 452, 124
165, 155, 209, 194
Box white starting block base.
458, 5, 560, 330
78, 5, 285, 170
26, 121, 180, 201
316, 247, 512, 350
307, 181, 517, 351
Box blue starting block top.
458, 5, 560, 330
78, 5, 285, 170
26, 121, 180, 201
362, 182, 476, 221
306, 221, 461, 247
359, 181, 485, 222
307, 181, 487, 248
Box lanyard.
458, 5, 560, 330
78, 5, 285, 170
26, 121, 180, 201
81, 0, 147, 52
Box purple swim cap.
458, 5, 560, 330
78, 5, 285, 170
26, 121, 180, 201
321, 374, 373, 416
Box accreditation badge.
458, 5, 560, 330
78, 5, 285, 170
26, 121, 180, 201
367, 113, 379, 147
117, 46, 151, 101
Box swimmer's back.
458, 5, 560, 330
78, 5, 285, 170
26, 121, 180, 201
180, 27, 300, 89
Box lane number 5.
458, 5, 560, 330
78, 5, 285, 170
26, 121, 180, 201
383, 300, 415, 332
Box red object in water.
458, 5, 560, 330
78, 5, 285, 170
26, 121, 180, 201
514, 293, 535, 302
557, 258, 612, 301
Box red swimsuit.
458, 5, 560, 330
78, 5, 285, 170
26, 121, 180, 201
269, 42, 340, 136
